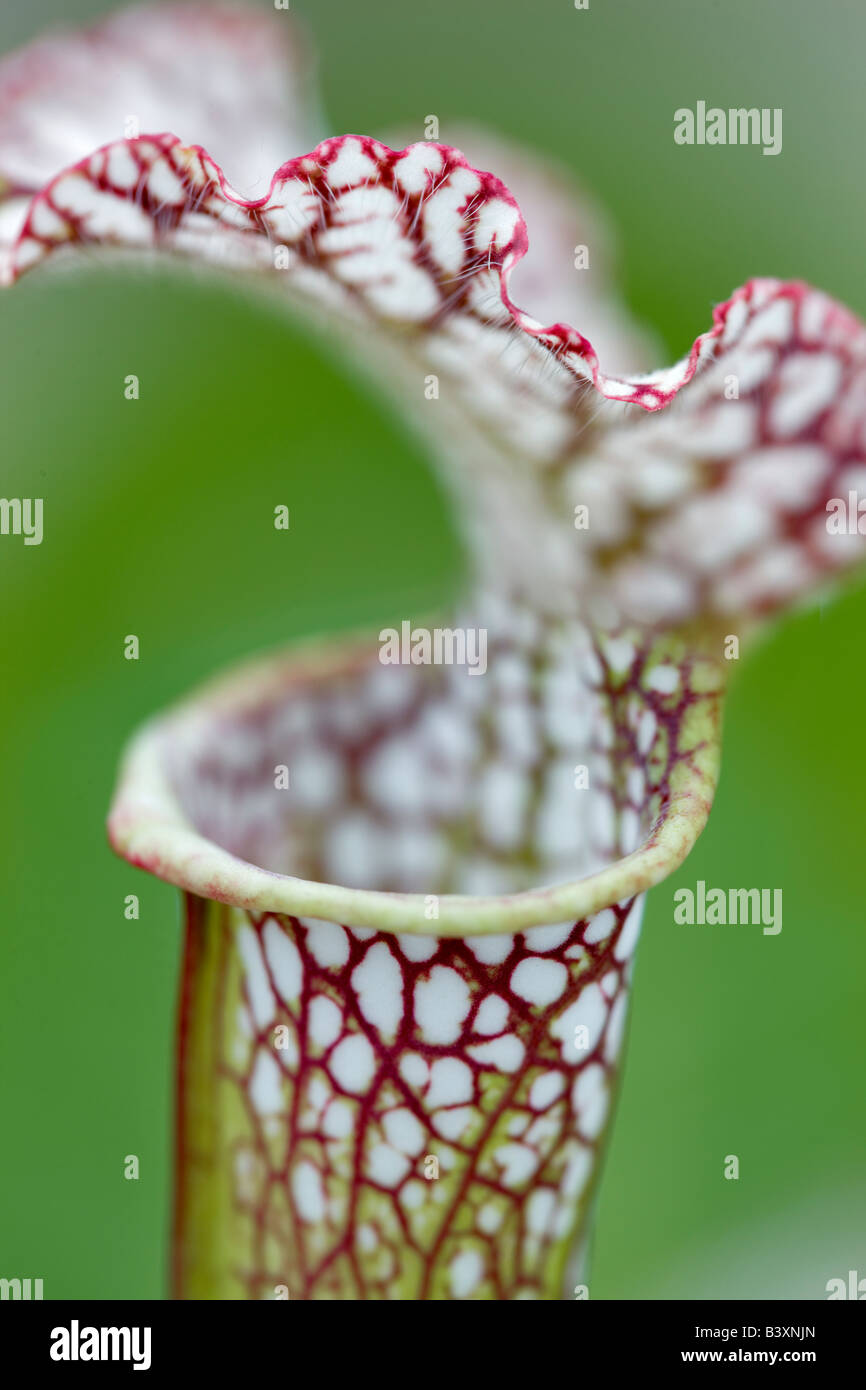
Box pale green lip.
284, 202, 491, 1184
107, 627, 723, 935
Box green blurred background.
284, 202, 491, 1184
1, 0, 864, 1299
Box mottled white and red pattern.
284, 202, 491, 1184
181, 896, 641, 1300
4, 128, 865, 622
170, 609, 664, 894
5, 2, 866, 1302
166, 619, 718, 1299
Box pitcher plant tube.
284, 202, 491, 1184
2, 3, 865, 1300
